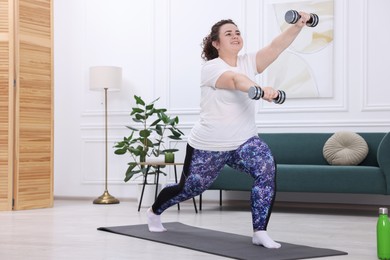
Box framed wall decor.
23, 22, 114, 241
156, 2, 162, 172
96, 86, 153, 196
263, 0, 334, 98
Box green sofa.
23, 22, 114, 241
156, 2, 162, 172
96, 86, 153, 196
199, 132, 390, 209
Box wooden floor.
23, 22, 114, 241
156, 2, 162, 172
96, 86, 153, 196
0, 198, 380, 259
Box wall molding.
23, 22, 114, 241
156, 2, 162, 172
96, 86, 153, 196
361, 104, 390, 112
80, 119, 390, 133
361, 0, 390, 112
256, 119, 390, 129
258, 0, 348, 113
257, 101, 348, 113
80, 137, 125, 184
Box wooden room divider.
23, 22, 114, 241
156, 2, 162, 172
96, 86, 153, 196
0, 0, 53, 211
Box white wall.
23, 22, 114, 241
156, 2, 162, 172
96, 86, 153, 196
54, 0, 390, 200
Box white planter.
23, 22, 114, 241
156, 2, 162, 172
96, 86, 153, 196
137, 183, 162, 208
145, 155, 165, 163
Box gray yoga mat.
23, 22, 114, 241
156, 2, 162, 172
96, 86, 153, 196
98, 222, 347, 260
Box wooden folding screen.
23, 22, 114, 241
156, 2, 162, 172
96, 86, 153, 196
0, 0, 53, 211
0, 0, 14, 211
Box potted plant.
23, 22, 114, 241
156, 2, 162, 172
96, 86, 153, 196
114, 95, 184, 184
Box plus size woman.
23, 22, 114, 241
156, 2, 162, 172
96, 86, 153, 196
147, 13, 310, 249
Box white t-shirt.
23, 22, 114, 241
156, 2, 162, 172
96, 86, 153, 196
188, 53, 258, 151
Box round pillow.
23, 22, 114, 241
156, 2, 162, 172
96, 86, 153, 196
323, 132, 369, 165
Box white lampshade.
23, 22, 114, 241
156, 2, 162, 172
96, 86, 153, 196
89, 66, 122, 91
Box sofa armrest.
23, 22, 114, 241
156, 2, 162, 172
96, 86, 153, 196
378, 132, 390, 194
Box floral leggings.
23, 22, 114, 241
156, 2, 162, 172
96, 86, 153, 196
151, 136, 276, 231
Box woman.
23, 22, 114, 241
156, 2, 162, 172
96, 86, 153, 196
147, 13, 310, 249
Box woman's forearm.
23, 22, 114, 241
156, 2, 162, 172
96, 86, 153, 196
256, 13, 309, 73
269, 24, 303, 54
232, 72, 257, 92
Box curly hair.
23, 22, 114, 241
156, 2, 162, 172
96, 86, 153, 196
201, 19, 237, 61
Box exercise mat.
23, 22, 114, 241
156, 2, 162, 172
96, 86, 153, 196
98, 222, 347, 260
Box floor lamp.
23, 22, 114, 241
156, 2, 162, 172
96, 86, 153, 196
89, 66, 122, 204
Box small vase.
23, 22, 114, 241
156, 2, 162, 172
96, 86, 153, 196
164, 152, 175, 163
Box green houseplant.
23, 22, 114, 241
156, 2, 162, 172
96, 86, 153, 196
114, 95, 184, 183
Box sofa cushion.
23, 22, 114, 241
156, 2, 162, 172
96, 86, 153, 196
276, 164, 386, 194
323, 132, 368, 165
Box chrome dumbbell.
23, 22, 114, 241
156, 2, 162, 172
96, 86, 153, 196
285, 10, 319, 27
248, 86, 286, 104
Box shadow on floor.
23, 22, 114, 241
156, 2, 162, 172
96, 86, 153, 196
198, 199, 380, 217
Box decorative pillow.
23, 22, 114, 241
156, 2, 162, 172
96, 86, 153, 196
323, 132, 369, 165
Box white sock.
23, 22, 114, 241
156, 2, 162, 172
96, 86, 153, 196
252, 230, 281, 249
146, 208, 167, 232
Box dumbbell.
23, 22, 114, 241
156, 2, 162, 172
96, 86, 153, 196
285, 10, 319, 27
248, 86, 286, 104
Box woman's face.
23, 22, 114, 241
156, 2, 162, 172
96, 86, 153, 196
213, 23, 243, 54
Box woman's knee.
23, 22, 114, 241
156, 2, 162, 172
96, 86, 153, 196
182, 174, 211, 196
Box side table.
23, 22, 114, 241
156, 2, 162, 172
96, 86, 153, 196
137, 162, 198, 213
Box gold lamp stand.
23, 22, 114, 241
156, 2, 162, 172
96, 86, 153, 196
90, 66, 121, 205
93, 88, 119, 204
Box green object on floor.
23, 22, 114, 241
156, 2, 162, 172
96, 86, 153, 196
377, 207, 390, 260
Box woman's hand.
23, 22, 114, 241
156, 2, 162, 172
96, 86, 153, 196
295, 11, 311, 28
261, 87, 279, 102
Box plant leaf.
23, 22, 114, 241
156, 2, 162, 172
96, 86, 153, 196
155, 124, 163, 136
139, 129, 151, 138
135, 114, 146, 120
129, 147, 142, 155
150, 97, 160, 104
146, 108, 156, 116
154, 108, 167, 113
147, 138, 154, 148
124, 171, 137, 182
150, 118, 161, 127
145, 104, 154, 110
126, 126, 139, 131
114, 148, 127, 155
169, 128, 182, 137
131, 107, 144, 114
134, 95, 145, 106
167, 135, 181, 140
126, 163, 137, 173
